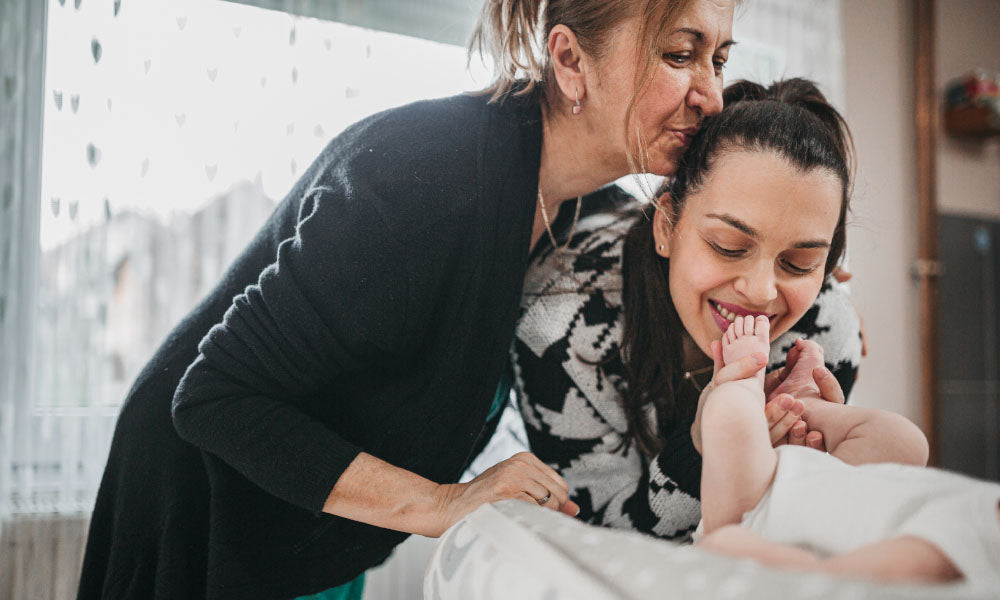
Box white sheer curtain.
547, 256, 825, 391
728, 0, 845, 109
0, 0, 46, 523
2, 0, 487, 520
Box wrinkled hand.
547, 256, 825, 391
430, 452, 579, 537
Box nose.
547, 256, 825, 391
733, 261, 778, 308
687, 66, 723, 117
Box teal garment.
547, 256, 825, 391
293, 573, 365, 600
489, 365, 512, 423
294, 370, 507, 600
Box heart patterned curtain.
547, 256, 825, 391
222, 0, 482, 47
1, 0, 488, 518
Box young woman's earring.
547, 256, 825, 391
572, 89, 582, 115
658, 244, 664, 252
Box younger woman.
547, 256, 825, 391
513, 78, 865, 540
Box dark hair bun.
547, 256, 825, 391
722, 78, 854, 180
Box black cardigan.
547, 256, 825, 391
77, 91, 543, 600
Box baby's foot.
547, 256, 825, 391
721, 315, 771, 389
769, 338, 824, 401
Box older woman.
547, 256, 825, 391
77, 1, 738, 599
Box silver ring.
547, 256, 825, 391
537, 492, 551, 506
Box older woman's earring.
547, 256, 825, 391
572, 90, 582, 115
658, 244, 664, 252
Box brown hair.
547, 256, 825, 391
620, 78, 855, 456
468, 0, 694, 177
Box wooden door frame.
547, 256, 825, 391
914, 0, 940, 464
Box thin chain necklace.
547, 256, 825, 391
537, 188, 582, 257
682, 364, 714, 392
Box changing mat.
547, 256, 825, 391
424, 500, 992, 600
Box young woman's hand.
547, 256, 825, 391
765, 356, 847, 451
764, 364, 814, 449
429, 452, 579, 537
692, 340, 845, 454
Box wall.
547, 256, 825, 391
936, 0, 1000, 219
842, 0, 1000, 430
841, 0, 923, 424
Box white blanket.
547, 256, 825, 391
425, 500, 989, 600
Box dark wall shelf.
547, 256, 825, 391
944, 105, 1000, 139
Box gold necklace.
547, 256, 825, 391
682, 364, 714, 392
537, 188, 582, 256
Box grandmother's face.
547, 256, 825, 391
653, 150, 843, 359
589, 0, 735, 177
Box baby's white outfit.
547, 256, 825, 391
741, 445, 1000, 589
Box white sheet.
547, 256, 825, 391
425, 500, 990, 600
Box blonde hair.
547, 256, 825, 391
468, 0, 694, 179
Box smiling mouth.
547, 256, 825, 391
709, 299, 776, 323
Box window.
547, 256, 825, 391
10, 0, 487, 516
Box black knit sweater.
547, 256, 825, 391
77, 91, 542, 600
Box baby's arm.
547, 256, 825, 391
799, 399, 928, 466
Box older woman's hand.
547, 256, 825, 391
430, 452, 579, 537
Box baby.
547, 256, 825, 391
696, 315, 1000, 588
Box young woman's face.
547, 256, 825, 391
653, 150, 843, 358
588, 0, 735, 176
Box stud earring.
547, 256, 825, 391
658, 244, 664, 252
572, 89, 582, 115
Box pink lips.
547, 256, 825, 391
709, 299, 775, 333
671, 127, 699, 146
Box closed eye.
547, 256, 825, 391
781, 259, 817, 276
709, 241, 745, 258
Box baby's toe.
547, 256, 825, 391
756, 315, 770, 338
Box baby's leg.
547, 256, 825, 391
701, 316, 779, 533
822, 501, 996, 583
820, 536, 962, 583
698, 525, 821, 570
699, 527, 962, 584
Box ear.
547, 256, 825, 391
652, 198, 673, 258
548, 24, 587, 109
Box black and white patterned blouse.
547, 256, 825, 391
512, 188, 863, 542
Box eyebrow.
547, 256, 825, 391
706, 213, 830, 249
673, 28, 737, 51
